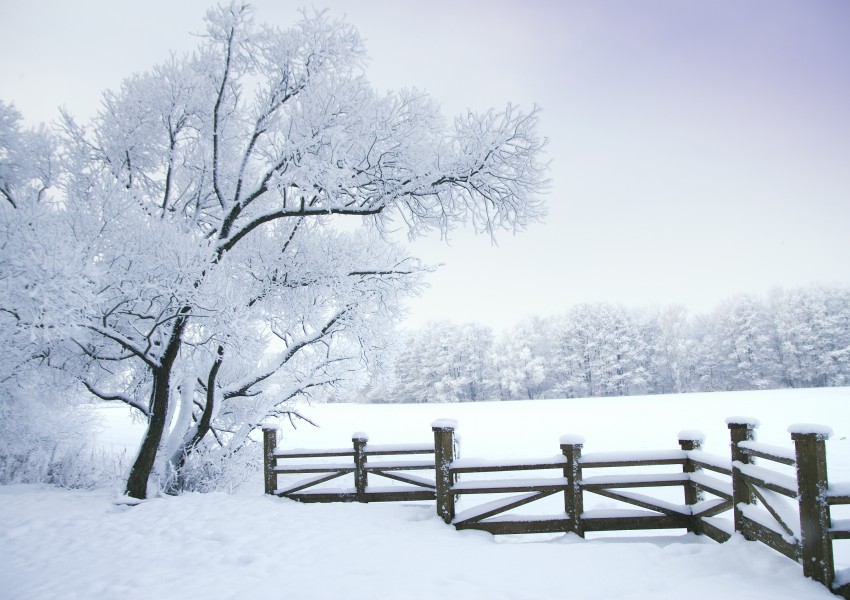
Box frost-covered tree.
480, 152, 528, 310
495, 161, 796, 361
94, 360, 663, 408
708, 295, 781, 390
370, 287, 850, 404
451, 323, 498, 401
768, 287, 850, 388
493, 317, 549, 399
634, 305, 693, 394
0, 102, 95, 483
391, 321, 498, 403
0, 102, 50, 380
1, 5, 546, 498
551, 304, 647, 398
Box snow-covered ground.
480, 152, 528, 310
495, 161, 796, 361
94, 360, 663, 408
2, 388, 849, 599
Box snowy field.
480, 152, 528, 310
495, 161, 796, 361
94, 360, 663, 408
2, 387, 850, 599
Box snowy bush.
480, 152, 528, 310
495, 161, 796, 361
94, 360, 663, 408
0, 380, 127, 489
164, 444, 261, 494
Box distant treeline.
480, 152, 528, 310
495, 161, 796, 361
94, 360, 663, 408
361, 285, 850, 403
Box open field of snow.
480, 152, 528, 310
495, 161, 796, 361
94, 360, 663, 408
3, 387, 850, 599
278, 388, 850, 461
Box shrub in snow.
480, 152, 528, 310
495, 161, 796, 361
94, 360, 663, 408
165, 443, 261, 494
0, 379, 127, 489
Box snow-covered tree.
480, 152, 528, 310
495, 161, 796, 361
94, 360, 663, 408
451, 323, 498, 401
634, 305, 693, 394
2, 5, 547, 498
0, 101, 94, 483
768, 287, 850, 388
370, 287, 850, 404
550, 304, 647, 398
493, 317, 550, 399
391, 321, 498, 403
707, 295, 780, 390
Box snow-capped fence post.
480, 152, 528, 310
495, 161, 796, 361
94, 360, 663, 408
262, 424, 279, 495
727, 418, 758, 536
790, 425, 834, 587
560, 435, 585, 537
353, 433, 369, 502
433, 420, 457, 524
679, 431, 704, 534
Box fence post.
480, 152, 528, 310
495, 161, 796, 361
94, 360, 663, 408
262, 424, 280, 495
790, 425, 834, 587
353, 432, 369, 502
679, 430, 705, 534
433, 419, 457, 524
727, 417, 758, 537
560, 435, 585, 537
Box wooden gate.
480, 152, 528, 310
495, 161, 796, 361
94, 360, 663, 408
443, 434, 731, 537
725, 420, 850, 593
263, 427, 436, 503
450, 454, 572, 535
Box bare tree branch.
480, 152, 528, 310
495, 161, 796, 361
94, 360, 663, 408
81, 380, 150, 417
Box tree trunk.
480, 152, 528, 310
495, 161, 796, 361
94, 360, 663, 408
169, 346, 224, 490
125, 316, 187, 499
192, 346, 223, 448
125, 367, 171, 498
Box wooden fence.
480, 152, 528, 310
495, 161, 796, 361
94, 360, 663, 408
263, 418, 850, 598
263, 426, 437, 503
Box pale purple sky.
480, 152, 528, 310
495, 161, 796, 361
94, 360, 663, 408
3, 1, 849, 330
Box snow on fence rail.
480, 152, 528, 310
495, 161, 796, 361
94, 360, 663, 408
262, 428, 437, 503
262, 418, 850, 599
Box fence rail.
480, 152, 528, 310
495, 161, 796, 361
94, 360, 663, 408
263, 417, 850, 599
264, 428, 437, 503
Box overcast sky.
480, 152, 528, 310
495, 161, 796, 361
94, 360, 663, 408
3, 1, 849, 330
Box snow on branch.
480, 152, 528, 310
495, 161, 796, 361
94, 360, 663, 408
221, 309, 349, 400
81, 380, 150, 417
86, 325, 160, 369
